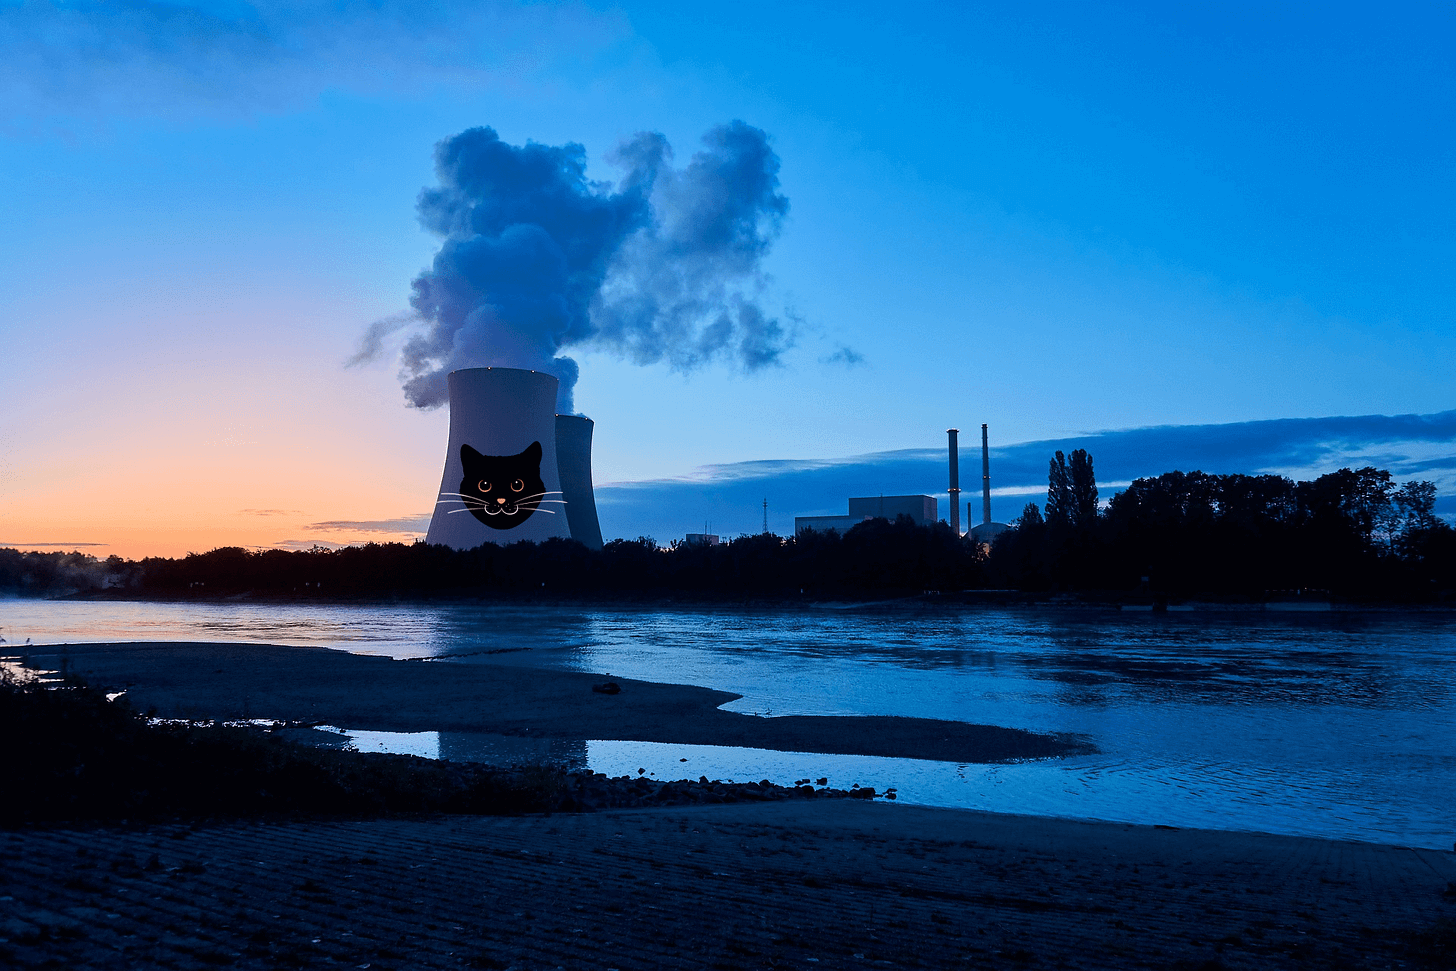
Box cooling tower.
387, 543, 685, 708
425, 368, 574, 548
555, 414, 605, 551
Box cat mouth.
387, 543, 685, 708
438, 490, 565, 528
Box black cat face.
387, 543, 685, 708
447, 441, 557, 530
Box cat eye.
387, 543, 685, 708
511, 478, 525, 492
477, 480, 490, 493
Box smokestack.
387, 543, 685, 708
425, 368, 574, 548
555, 414, 605, 551
946, 428, 961, 535
981, 423, 992, 526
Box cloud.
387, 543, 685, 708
592, 410, 1456, 541
391, 121, 791, 414
1, 0, 628, 127
0, 541, 108, 548
239, 508, 304, 517
590, 122, 793, 375
820, 345, 865, 367
346, 313, 416, 369
304, 515, 431, 534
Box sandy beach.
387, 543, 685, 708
4, 802, 1454, 970
29, 642, 1092, 762
7, 640, 1455, 969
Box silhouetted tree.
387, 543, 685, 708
1045, 452, 1072, 528
1069, 448, 1098, 528
984, 503, 1051, 590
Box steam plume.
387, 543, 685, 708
384, 121, 790, 413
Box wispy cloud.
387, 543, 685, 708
0, 541, 108, 548
820, 345, 865, 367
239, 508, 304, 517
2, 1, 630, 128
304, 516, 431, 534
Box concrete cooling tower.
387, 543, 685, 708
425, 368, 575, 548
554, 414, 605, 551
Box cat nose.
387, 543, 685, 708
495, 498, 505, 504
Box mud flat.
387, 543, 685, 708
3, 802, 1454, 970
31, 641, 1092, 763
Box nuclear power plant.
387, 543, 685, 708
427, 368, 1003, 549
425, 368, 604, 551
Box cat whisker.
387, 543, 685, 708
446, 507, 556, 515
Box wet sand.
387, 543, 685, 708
4, 802, 1454, 970
31, 642, 1092, 762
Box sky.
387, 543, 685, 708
1, 0, 1452, 557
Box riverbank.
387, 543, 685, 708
3, 802, 1453, 970
26, 642, 1092, 763
53, 587, 1456, 610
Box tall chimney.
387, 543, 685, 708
946, 428, 961, 535
981, 423, 992, 525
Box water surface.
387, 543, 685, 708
3, 599, 1452, 848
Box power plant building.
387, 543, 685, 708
795, 495, 938, 535
795, 424, 1008, 544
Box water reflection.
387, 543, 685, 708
439, 732, 587, 771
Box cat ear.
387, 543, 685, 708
524, 441, 542, 464
461, 444, 484, 464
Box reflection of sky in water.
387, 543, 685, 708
6, 600, 1455, 848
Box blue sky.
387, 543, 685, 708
1, 1, 1451, 555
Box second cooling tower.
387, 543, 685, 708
554, 414, 604, 551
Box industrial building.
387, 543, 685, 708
795, 495, 938, 535
792, 424, 1009, 544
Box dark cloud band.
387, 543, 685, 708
594, 410, 1456, 540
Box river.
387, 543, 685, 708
2, 599, 1452, 849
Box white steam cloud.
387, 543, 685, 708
366, 121, 791, 414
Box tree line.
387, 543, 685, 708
2, 455, 1451, 602
990, 451, 1454, 599
0, 517, 982, 601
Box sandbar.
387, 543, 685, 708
30, 641, 1091, 763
